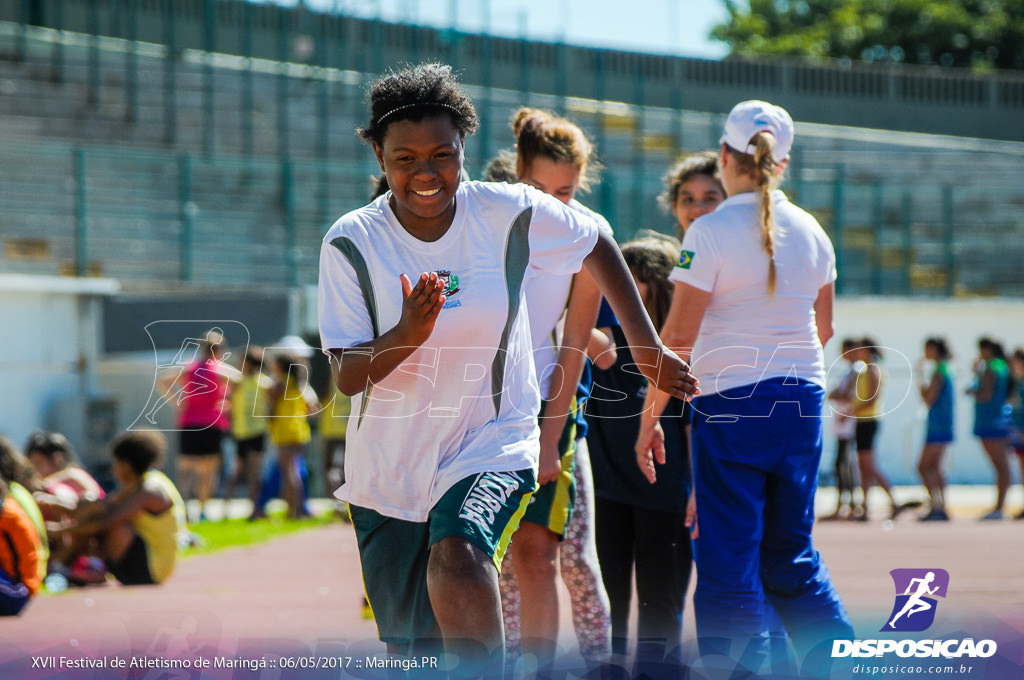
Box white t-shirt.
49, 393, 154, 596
318, 180, 600, 521
524, 199, 612, 399
669, 190, 836, 396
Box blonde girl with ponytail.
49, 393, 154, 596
635, 100, 854, 674
723, 126, 785, 293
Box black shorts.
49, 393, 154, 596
180, 426, 223, 456
234, 433, 266, 460
855, 420, 880, 452
108, 534, 156, 586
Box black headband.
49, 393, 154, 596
376, 102, 460, 126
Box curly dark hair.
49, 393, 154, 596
658, 150, 722, 213
24, 430, 77, 468
112, 431, 166, 477
357, 63, 479, 146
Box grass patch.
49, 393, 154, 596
184, 509, 341, 557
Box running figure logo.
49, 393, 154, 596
882, 568, 950, 632
129, 321, 248, 431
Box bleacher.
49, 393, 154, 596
0, 13, 1022, 297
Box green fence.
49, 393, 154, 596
0, 5, 1022, 296
3, 137, 1020, 297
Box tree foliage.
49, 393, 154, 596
712, 0, 1024, 70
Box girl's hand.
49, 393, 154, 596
635, 422, 666, 484
685, 494, 699, 539
396, 272, 446, 347
537, 440, 562, 486
639, 348, 699, 402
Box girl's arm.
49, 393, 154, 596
331, 272, 446, 397
920, 368, 944, 407
582, 231, 698, 402
975, 366, 996, 403
536, 268, 602, 484
54, 486, 167, 537
636, 281, 710, 483
814, 282, 835, 348
588, 328, 617, 370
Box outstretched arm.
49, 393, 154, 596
635, 280, 709, 483
903, 577, 925, 595
582, 231, 698, 402
331, 272, 446, 397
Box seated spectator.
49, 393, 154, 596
0, 437, 49, 584
49, 432, 185, 586
0, 480, 41, 615
25, 431, 105, 511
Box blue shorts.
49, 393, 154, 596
350, 468, 537, 645
973, 425, 1009, 440
924, 427, 954, 444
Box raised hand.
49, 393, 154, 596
396, 272, 446, 347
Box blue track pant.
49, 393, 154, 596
690, 378, 853, 676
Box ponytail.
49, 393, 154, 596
725, 132, 783, 294
512, 107, 597, 191
751, 132, 780, 294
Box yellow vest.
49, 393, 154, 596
853, 366, 883, 419
8, 482, 48, 583
268, 383, 312, 446
230, 373, 269, 439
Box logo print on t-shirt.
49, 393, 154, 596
437, 269, 462, 309
677, 250, 695, 269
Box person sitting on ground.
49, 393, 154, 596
0, 479, 41, 615
25, 430, 105, 513
48, 432, 185, 586
0, 437, 49, 585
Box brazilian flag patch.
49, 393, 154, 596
677, 250, 695, 269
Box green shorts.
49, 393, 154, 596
521, 400, 577, 538
350, 468, 537, 645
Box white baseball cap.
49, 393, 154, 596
276, 334, 314, 358
719, 100, 794, 164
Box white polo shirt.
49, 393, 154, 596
318, 180, 599, 521
669, 190, 836, 396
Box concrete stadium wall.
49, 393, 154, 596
0, 275, 119, 465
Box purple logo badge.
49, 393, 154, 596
882, 568, 949, 632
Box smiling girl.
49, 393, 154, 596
317, 64, 696, 678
